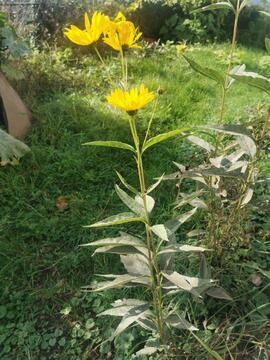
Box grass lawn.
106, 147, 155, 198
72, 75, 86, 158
0, 42, 269, 358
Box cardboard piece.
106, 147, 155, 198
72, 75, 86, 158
0, 72, 31, 139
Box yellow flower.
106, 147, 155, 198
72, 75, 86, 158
106, 85, 154, 113
114, 11, 127, 22
64, 11, 109, 46
103, 12, 142, 51
176, 43, 187, 54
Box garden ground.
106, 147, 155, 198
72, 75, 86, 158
0, 42, 270, 359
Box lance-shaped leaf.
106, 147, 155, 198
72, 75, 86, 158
158, 244, 208, 256
121, 254, 150, 276
237, 135, 256, 158
112, 306, 151, 339
265, 37, 270, 53
200, 254, 211, 279
81, 233, 149, 257
241, 188, 254, 207
147, 174, 164, 194
176, 190, 206, 209
87, 274, 147, 292
165, 314, 198, 331
230, 71, 270, 94
135, 339, 160, 357
116, 171, 138, 195
135, 194, 155, 213
0, 129, 30, 166
187, 229, 205, 238
85, 212, 144, 228
83, 140, 135, 152
228, 64, 246, 88
98, 299, 148, 317
142, 128, 189, 152
151, 224, 169, 241
115, 185, 145, 216
206, 287, 232, 301
187, 135, 215, 152
203, 124, 256, 158
81, 233, 147, 248
93, 245, 149, 257
165, 208, 197, 235
162, 271, 214, 296
259, 10, 270, 18
240, 0, 248, 12
193, 2, 234, 14
135, 346, 159, 357
183, 55, 225, 86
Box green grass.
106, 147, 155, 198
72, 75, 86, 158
0, 43, 269, 359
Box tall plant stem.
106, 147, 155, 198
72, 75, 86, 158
128, 115, 166, 345
94, 46, 114, 85
219, 0, 241, 125
119, 46, 128, 88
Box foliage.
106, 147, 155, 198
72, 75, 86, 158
0, 11, 29, 80
0, 35, 269, 357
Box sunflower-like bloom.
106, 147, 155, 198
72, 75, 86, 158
103, 12, 142, 51
176, 43, 187, 54
106, 85, 154, 113
64, 11, 109, 46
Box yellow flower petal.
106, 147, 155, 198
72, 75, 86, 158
103, 19, 142, 52
64, 11, 109, 46
106, 85, 154, 113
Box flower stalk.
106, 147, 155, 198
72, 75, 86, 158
128, 115, 166, 344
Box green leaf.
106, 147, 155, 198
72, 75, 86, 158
83, 140, 135, 152
81, 234, 147, 249
151, 224, 169, 241
84, 212, 144, 228
146, 174, 164, 194
98, 299, 148, 317
187, 135, 214, 152
142, 128, 189, 152
239, 0, 248, 12
135, 194, 155, 213
116, 171, 138, 194
112, 306, 150, 339
193, 2, 234, 14
230, 71, 270, 94
135, 346, 159, 357
228, 64, 246, 88
87, 274, 148, 292
0, 129, 30, 166
183, 55, 225, 86
158, 244, 208, 256
191, 332, 224, 360
206, 287, 232, 301
265, 38, 270, 53
259, 11, 270, 18
165, 208, 197, 235
162, 271, 214, 296
121, 254, 150, 276
165, 314, 198, 331
199, 254, 210, 279
93, 245, 149, 257
1, 62, 25, 80
115, 185, 145, 216
203, 124, 256, 158
240, 188, 254, 207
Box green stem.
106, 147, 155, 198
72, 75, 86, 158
119, 46, 128, 88
218, 0, 241, 126
128, 115, 166, 344
94, 46, 114, 85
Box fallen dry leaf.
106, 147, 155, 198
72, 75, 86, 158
250, 273, 262, 286
55, 196, 69, 211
